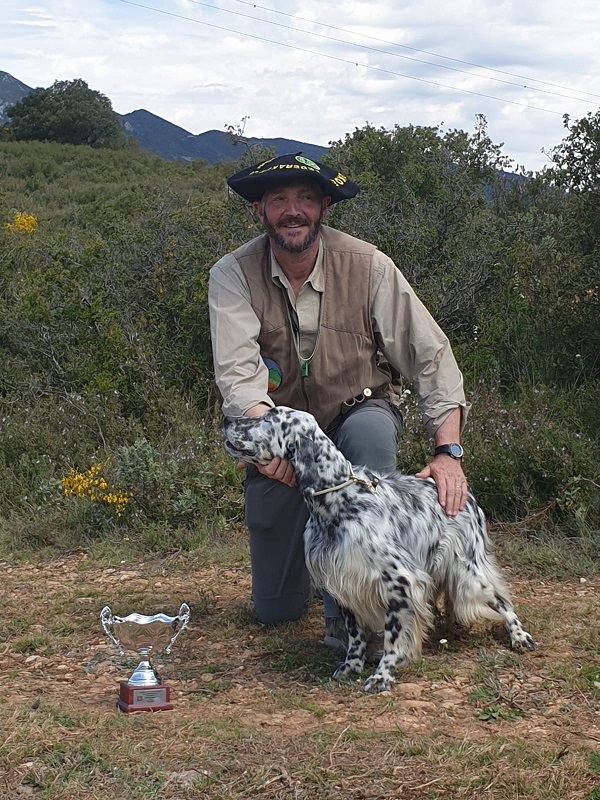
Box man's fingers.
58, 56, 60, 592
257, 457, 296, 487
418, 458, 467, 517
443, 478, 468, 516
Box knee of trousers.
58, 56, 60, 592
334, 403, 402, 474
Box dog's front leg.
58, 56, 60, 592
332, 608, 367, 681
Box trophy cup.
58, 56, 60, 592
100, 603, 190, 713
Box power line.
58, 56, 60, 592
120, 0, 566, 117
189, 0, 598, 105
230, 0, 600, 102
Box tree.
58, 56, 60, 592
7, 78, 125, 149
325, 118, 511, 336
541, 109, 600, 380
547, 109, 600, 195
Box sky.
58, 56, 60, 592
2, 0, 600, 172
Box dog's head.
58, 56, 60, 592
223, 406, 320, 466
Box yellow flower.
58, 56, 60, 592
60, 460, 133, 519
5, 212, 38, 235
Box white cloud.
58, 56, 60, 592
1, 0, 599, 170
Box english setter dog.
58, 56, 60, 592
224, 406, 535, 693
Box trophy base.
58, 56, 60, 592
117, 681, 173, 713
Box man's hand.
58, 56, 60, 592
415, 456, 468, 517
258, 457, 296, 487
238, 403, 297, 486
236, 457, 297, 486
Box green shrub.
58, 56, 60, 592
464, 383, 599, 531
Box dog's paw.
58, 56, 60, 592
333, 660, 363, 681
511, 631, 537, 652
361, 672, 394, 693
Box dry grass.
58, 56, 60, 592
0, 535, 598, 800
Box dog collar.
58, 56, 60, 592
311, 472, 379, 497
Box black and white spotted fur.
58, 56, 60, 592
224, 407, 536, 693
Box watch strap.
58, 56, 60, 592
434, 443, 463, 459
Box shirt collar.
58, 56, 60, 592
270, 239, 325, 292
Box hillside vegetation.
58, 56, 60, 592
0, 115, 598, 561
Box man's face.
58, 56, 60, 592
253, 180, 331, 254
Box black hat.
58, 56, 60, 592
227, 153, 359, 204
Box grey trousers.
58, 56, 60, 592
243, 400, 403, 625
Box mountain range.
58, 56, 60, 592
0, 71, 328, 164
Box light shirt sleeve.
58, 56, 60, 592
370, 251, 470, 436
208, 253, 274, 417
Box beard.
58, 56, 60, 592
263, 214, 322, 253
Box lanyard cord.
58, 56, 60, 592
281, 286, 323, 377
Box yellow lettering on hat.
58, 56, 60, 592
331, 173, 348, 187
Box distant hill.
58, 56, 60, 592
0, 70, 328, 164
120, 109, 328, 163
0, 71, 33, 123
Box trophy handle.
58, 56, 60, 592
100, 606, 125, 656
165, 602, 191, 654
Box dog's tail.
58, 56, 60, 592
444, 520, 516, 629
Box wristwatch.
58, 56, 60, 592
434, 443, 464, 459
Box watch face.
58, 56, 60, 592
449, 443, 463, 458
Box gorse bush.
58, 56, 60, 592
61, 460, 132, 518
0, 392, 243, 552
4, 211, 37, 234
72, 429, 242, 534
0, 127, 598, 556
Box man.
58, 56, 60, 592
209, 153, 469, 648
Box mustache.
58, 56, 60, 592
276, 215, 310, 228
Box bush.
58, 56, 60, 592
396, 381, 599, 538
464, 384, 598, 522
0, 395, 244, 553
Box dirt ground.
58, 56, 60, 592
0, 551, 598, 799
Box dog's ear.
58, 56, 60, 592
290, 431, 319, 469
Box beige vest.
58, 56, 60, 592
236, 227, 399, 431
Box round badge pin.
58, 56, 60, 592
295, 156, 320, 170
263, 358, 282, 392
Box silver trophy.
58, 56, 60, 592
100, 603, 190, 713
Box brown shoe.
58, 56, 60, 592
323, 617, 348, 652
366, 631, 383, 663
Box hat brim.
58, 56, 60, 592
227, 160, 359, 205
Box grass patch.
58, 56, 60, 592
260, 631, 338, 679
12, 633, 52, 654
492, 525, 599, 580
